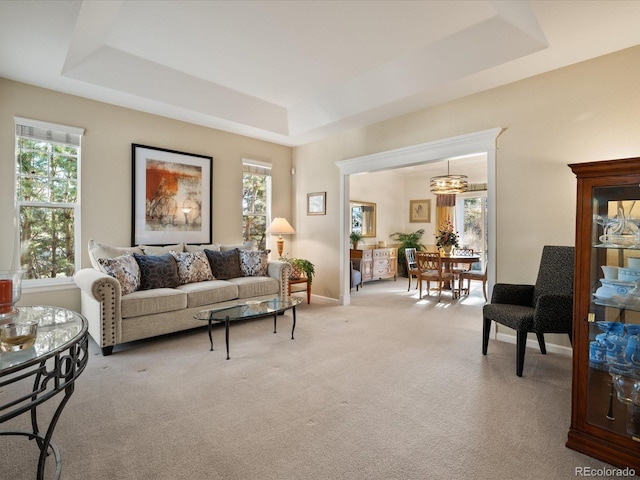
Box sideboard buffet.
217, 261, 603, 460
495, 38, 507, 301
350, 247, 398, 283
567, 158, 640, 470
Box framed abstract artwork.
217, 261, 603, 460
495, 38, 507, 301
409, 199, 431, 223
132, 144, 213, 245
307, 192, 326, 215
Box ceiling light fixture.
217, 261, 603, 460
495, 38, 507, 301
429, 161, 468, 194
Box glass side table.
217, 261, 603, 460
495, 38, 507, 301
0, 306, 89, 480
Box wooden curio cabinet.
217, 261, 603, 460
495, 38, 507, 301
567, 158, 640, 470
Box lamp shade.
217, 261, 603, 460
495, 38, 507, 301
267, 218, 295, 235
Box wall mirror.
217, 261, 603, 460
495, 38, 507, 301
350, 201, 376, 237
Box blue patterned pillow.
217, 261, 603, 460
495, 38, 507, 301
239, 249, 269, 277
204, 248, 242, 280
133, 253, 180, 290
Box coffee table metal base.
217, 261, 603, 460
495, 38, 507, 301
198, 297, 301, 359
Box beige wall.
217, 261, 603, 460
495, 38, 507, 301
293, 45, 640, 342
3, 44, 640, 334
0, 79, 293, 311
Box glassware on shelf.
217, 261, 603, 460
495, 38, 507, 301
0, 271, 24, 322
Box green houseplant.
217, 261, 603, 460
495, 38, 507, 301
349, 231, 362, 250
388, 229, 426, 277
280, 254, 315, 284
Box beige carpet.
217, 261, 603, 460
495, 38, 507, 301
2, 280, 614, 479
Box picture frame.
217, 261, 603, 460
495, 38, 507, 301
307, 192, 326, 215
409, 199, 431, 223
132, 144, 213, 245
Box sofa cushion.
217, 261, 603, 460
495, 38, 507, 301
170, 251, 214, 284
177, 280, 239, 308
140, 243, 184, 255
204, 248, 242, 280
227, 276, 280, 298
184, 243, 221, 253
121, 288, 187, 319
133, 253, 180, 290
239, 249, 269, 277
88, 240, 144, 271
220, 241, 257, 251
98, 254, 140, 295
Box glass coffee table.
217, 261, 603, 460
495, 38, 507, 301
194, 296, 302, 359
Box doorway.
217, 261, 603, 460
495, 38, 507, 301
336, 128, 503, 305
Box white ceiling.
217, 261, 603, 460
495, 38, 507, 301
2, 1, 640, 147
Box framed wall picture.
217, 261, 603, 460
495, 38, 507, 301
409, 199, 431, 223
307, 192, 326, 215
132, 144, 213, 245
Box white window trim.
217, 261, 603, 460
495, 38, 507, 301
14, 117, 84, 289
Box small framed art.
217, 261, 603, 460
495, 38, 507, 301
307, 192, 326, 215
409, 199, 431, 223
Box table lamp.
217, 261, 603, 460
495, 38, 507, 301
267, 217, 295, 257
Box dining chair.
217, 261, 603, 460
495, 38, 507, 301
482, 245, 574, 376
350, 259, 363, 291
451, 247, 474, 284
404, 247, 421, 291
458, 264, 487, 301
416, 252, 456, 301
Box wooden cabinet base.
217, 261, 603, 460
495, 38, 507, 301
567, 429, 640, 471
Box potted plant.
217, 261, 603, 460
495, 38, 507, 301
388, 229, 426, 277
280, 254, 315, 284
349, 231, 362, 250
435, 220, 460, 255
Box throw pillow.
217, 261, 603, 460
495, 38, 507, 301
239, 249, 269, 277
170, 251, 214, 284
133, 253, 180, 290
204, 248, 242, 280
98, 254, 140, 295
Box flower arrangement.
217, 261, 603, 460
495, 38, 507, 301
435, 220, 460, 248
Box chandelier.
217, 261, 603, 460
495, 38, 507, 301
429, 161, 468, 194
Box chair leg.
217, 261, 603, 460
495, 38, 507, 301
516, 330, 528, 377
407, 275, 412, 291
482, 317, 491, 355
482, 281, 487, 301
536, 332, 547, 355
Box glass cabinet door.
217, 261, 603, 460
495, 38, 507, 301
587, 187, 640, 441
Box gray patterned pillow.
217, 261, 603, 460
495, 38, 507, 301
170, 251, 214, 284
133, 253, 180, 290
204, 248, 242, 280
239, 249, 269, 277
98, 254, 140, 295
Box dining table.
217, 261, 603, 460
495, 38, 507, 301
420, 252, 481, 294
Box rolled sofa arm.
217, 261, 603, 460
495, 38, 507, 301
267, 260, 292, 296
74, 268, 122, 355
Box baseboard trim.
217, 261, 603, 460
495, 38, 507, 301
495, 332, 573, 357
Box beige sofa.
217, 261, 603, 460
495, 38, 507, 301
74, 240, 291, 355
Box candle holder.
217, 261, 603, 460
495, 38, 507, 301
0, 270, 24, 322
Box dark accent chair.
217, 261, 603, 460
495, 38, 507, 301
482, 246, 574, 377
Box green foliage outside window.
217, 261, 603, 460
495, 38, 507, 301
242, 172, 269, 250
16, 137, 78, 280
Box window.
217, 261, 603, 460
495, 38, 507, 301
455, 190, 487, 269
15, 117, 84, 283
242, 159, 271, 250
